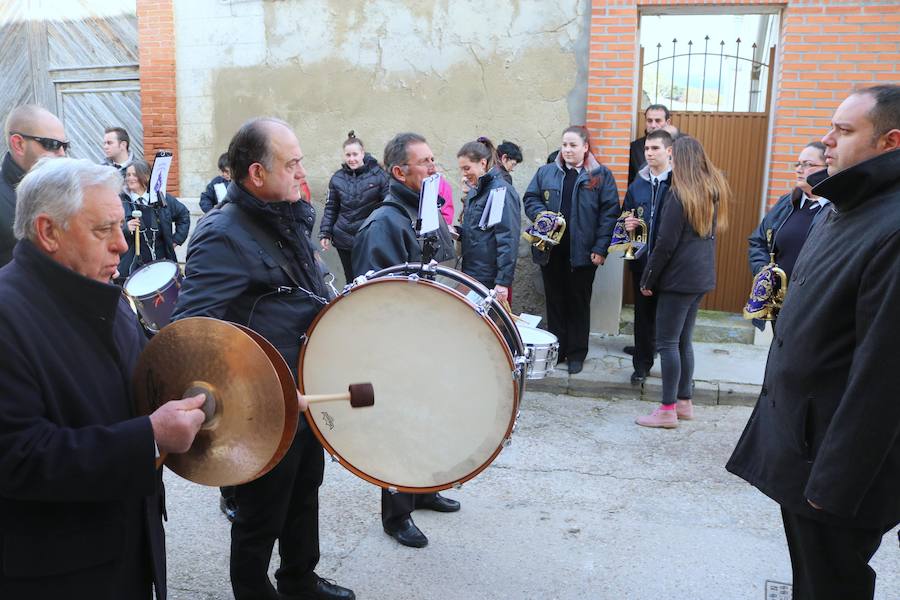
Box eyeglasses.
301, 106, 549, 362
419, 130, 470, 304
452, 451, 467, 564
794, 161, 825, 169
402, 157, 436, 168
11, 132, 70, 152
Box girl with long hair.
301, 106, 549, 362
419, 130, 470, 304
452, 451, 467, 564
636, 135, 730, 428
456, 136, 521, 301
522, 126, 620, 374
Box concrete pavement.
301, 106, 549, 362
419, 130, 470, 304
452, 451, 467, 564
163, 391, 900, 600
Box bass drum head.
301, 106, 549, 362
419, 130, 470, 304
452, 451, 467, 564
299, 277, 518, 492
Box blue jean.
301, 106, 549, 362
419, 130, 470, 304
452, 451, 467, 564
655, 291, 704, 406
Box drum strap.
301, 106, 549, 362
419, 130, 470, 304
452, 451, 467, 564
221, 203, 303, 289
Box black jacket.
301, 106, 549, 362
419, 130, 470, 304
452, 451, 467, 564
118, 193, 191, 278
0, 152, 25, 267
640, 191, 717, 294
0, 240, 165, 599
726, 150, 900, 528
319, 154, 389, 250
621, 164, 671, 274
627, 136, 646, 185
522, 153, 620, 267
459, 170, 521, 288
172, 183, 326, 381
199, 175, 229, 213
351, 178, 455, 278
747, 186, 829, 276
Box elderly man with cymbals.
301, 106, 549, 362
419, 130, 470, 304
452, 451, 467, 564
0, 157, 206, 599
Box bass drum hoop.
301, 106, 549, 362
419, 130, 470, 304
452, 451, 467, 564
298, 268, 521, 493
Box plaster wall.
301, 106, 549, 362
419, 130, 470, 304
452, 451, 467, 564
174, 0, 622, 333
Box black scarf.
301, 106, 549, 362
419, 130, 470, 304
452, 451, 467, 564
226, 182, 327, 298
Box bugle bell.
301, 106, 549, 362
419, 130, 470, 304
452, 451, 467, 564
522, 210, 566, 253
608, 208, 647, 260
743, 229, 788, 321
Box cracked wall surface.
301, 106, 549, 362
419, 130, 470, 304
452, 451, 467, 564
174, 0, 614, 323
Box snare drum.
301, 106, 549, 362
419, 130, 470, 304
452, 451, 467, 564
516, 324, 559, 379
124, 260, 183, 333
299, 264, 526, 493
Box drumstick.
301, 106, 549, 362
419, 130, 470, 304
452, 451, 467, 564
132, 209, 142, 256
155, 383, 376, 470
300, 383, 375, 408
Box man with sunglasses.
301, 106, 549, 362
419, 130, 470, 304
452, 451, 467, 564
1, 104, 69, 266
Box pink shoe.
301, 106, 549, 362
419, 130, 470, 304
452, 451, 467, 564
635, 406, 678, 429
676, 399, 694, 420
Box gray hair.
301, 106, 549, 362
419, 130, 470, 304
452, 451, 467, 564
383, 132, 427, 174
14, 157, 123, 241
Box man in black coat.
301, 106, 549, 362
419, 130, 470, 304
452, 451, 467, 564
727, 84, 900, 600
0, 157, 205, 599
351, 132, 460, 549
627, 104, 670, 186
1, 105, 69, 267
171, 117, 354, 600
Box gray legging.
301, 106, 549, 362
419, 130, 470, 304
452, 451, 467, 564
655, 291, 704, 406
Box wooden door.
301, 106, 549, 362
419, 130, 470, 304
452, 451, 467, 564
0, 1, 141, 162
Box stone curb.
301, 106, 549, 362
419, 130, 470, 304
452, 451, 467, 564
526, 372, 761, 407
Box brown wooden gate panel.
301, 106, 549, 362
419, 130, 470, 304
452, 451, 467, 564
672, 112, 768, 312
621, 112, 769, 313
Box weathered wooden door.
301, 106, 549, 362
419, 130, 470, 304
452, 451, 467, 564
0, 1, 141, 163
625, 40, 775, 313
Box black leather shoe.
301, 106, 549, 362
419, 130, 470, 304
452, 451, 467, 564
630, 370, 647, 385
219, 495, 237, 522
384, 517, 428, 548
280, 576, 355, 600
623, 345, 635, 356
420, 493, 461, 513
568, 360, 584, 374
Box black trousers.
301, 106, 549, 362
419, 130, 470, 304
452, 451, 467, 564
231, 426, 324, 600
381, 490, 438, 530
540, 248, 597, 363
781, 508, 895, 600
336, 247, 354, 284
629, 268, 657, 373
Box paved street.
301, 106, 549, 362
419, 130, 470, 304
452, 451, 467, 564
165, 391, 900, 600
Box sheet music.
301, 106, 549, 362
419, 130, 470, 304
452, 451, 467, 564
418, 173, 441, 234
214, 182, 228, 202
149, 152, 173, 200
518, 313, 542, 327
479, 187, 506, 229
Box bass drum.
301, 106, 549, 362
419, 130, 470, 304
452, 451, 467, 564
299, 264, 526, 493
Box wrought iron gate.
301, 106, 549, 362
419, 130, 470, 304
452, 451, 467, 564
625, 37, 775, 313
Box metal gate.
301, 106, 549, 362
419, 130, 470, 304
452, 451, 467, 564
0, 1, 141, 163
624, 38, 775, 313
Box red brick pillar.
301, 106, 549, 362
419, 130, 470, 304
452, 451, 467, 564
586, 2, 639, 202
766, 0, 900, 207
137, 0, 179, 196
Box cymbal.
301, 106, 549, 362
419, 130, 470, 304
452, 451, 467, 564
133, 317, 289, 486
231, 322, 299, 480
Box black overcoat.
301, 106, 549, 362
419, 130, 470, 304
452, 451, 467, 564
0, 240, 164, 599
726, 150, 900, 528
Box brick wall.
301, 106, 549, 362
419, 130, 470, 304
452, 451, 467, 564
587, 0, 900, 208
137, 0, 179, 196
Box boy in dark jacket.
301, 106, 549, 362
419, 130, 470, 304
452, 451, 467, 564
620, 129, 672, 384
199, 152, 231, 213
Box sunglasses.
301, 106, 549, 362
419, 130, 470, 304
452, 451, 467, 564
12, 132, 70, 152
